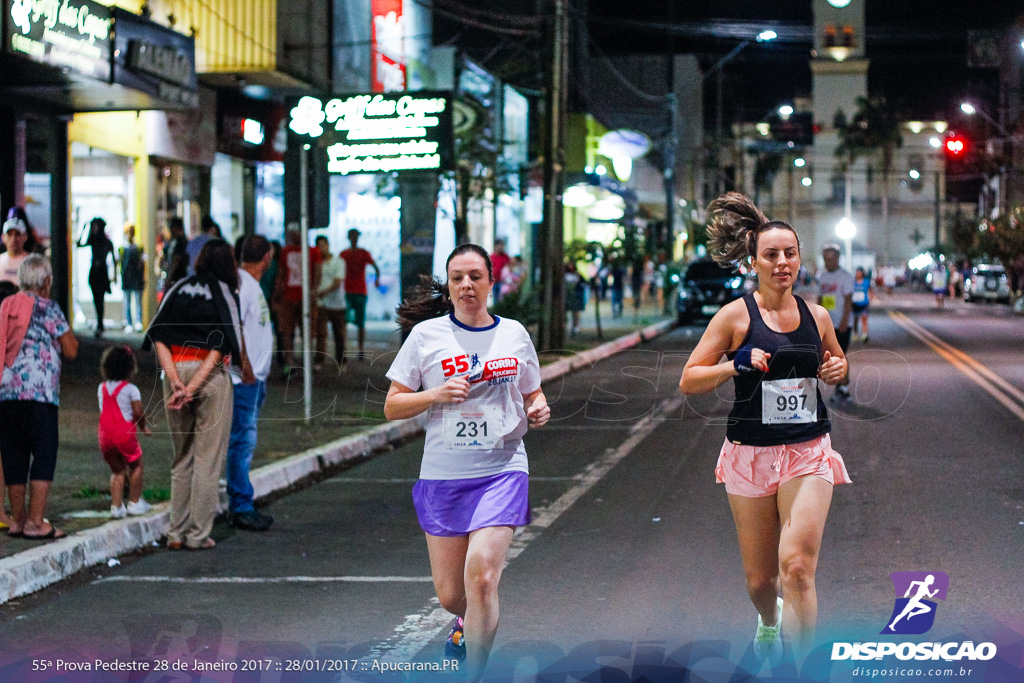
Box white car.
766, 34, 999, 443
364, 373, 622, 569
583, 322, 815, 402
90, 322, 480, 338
964, 264, 1011, 304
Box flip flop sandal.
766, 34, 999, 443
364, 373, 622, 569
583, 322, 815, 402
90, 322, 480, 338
23, 526, 65, 541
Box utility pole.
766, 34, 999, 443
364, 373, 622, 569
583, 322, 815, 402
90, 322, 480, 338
664, 0, 676, 255
539, 0, 567, 351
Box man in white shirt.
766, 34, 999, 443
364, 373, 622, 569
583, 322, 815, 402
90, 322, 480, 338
817, 243, 855, 401
0, 217, 29, 284
227, 235, 275, 531
314, 235, 346, 371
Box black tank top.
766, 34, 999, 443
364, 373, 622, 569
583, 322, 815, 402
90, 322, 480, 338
725, 294, 830, 446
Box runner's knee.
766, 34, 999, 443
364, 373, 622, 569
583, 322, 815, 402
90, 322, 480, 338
779, 552, 816, 592
745, 571, 779, 598
435, 580, 467, 614
464, 557, 501, 600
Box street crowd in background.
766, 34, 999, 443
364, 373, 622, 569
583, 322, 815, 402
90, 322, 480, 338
2, 202, 1024, 545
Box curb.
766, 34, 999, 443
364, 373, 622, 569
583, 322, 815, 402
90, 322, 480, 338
0, 318, 676, 606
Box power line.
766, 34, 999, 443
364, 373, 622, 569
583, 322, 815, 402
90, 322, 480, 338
586, 35, 671, 103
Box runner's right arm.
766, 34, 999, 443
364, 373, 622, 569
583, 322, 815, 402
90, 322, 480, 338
679, 302, 765, 395
384, 377, 470, 420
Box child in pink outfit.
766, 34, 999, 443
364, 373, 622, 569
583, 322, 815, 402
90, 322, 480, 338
97, 346, 152, 518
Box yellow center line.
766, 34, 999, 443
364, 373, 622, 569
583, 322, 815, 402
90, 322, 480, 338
888, 311, 1024, 423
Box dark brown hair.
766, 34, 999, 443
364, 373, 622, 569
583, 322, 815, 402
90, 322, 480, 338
239, 234, 271, 264
395, 244, 492, 332
706, 192, 799, 267
194, 238, 239, 291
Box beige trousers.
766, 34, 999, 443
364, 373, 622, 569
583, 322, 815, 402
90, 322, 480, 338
163, 362, 233, 547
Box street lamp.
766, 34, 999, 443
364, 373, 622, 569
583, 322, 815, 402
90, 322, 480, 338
960, 100, 1014, 215
836, 217, 856, 271
960, 101, 1010, 136
704, 30, 778, 194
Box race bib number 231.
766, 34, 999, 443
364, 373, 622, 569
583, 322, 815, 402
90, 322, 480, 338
443, 404, 504, 450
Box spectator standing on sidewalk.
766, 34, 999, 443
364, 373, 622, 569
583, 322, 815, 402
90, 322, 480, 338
77, 217, 117, 338
274, 230, 322, 375
0, 279, 18, 528
97, 346, 151, 519
1, 214, 31, 285
226, 235, 275, 532
186, 216, 223, 276
0, 254, 78, 540
315, 235, 346, 371
161, 217, 189, 293
144, 239, 244, 550
817, 244, 854, 402
120, 225, 145, 332
340, 228, 380, 359
490, 239, 510, 301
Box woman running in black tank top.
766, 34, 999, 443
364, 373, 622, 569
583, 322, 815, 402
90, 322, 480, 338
679, 193, 852, 663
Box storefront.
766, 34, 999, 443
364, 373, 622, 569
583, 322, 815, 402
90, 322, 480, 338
212, 94, 288, 243
1, 0, 200, 326
286, 91, 454, 322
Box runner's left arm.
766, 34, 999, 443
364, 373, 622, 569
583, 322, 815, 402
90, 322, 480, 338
813, 305, 847, 384
524, 388, 549, 428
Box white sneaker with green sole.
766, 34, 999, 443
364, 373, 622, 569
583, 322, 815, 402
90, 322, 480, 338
753, 597, 784, 660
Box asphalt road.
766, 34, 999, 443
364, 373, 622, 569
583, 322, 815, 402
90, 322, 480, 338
2, 301, 1023, 683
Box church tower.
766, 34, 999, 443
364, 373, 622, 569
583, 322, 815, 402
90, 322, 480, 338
811, 0, 869, 129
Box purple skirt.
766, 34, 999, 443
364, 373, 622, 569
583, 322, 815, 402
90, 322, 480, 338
412, 471, 531, 537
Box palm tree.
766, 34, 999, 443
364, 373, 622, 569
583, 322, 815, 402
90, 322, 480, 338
836, 96, 904, 262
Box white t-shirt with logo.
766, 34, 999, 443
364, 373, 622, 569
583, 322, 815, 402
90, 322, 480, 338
0, 252, 27, 284
97, 381, 142, 421
318, 256, 346, 310
232, 269, 273, 384
817, 267, 855, 327
386, 314, 541, 480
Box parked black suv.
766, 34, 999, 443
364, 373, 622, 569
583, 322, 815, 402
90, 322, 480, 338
676, 260, 750, 325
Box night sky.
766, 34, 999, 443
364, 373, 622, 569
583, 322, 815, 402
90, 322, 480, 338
435, 1, 1024, 128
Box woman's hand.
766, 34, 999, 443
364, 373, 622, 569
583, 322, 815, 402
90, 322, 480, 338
733, 345, 771, 374
818, 350, 847, 385
432, 376, 470, 405
526, 399, 550, 428
166, 378, 193, 410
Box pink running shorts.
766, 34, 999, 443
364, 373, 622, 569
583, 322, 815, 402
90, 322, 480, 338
715, 433, 852, 497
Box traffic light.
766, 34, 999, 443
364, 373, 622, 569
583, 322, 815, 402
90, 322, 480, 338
944, 133, 968, 157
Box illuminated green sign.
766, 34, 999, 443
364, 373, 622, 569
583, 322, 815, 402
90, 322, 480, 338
288, 92, 454, 175
5, 0, 113, 82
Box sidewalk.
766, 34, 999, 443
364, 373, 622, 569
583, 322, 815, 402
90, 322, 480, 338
0, 296, 674, 602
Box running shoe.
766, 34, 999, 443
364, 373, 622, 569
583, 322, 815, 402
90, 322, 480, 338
753, 597, 784, 661
110, 504, 127, 519
126, 498, 152, 515
444, 617, 466, 662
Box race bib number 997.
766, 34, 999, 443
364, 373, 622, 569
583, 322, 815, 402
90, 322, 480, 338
761, 378, 817, 425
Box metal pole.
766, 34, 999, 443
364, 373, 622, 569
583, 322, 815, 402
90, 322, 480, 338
934, 169, 941, 250
540, 0, 566, 351
716, 68, 724, 196
300, 144, 312, 423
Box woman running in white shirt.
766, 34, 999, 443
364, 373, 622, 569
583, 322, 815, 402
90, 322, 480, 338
384, 244, 550, 677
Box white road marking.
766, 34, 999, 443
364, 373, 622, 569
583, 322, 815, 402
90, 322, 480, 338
366, 395, 684, 663
94, 576, 435, 584
890, 312, 1024, 422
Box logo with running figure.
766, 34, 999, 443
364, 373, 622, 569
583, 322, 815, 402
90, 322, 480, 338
881, 571, 950, 635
